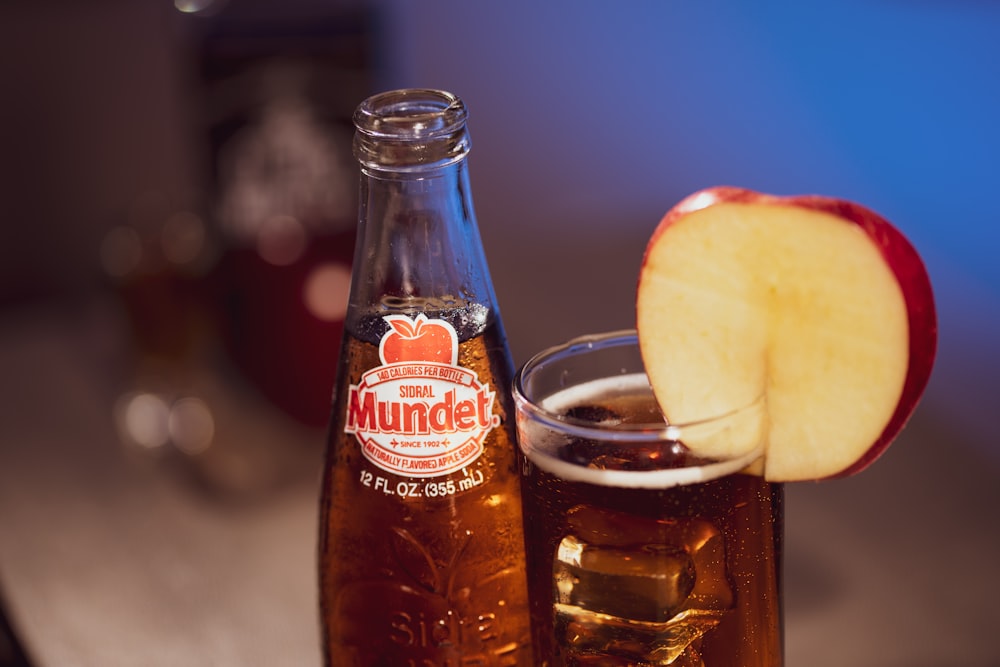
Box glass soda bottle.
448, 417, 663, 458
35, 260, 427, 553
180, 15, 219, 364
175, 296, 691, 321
318, 89, 532, 666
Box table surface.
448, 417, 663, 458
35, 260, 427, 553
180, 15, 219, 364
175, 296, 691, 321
1, 298, 998, 667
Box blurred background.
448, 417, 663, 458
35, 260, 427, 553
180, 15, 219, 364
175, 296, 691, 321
1, 1, 998, 666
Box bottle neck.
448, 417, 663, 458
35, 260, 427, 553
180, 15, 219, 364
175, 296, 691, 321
345, 90, 499, 341
357, 158, 482, 302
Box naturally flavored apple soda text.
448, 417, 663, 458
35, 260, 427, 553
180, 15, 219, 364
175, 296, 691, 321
345, 313, 500, 477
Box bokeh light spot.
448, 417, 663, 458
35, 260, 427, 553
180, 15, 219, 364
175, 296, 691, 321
100, 226, 142, 278
121, 392, 171, 449
169, 397, 215, 456
174, 0, 220, 14
257, 215, 307, 266
304, 262, 352, 322
162, 211, 206, 266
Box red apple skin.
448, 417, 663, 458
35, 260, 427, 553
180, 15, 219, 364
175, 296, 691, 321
643, 186, 938, 479
381, 317, 456, 365
412, 322, 456, 364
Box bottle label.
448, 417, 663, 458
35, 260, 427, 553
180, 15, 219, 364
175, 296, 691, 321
345, 314, 499, 478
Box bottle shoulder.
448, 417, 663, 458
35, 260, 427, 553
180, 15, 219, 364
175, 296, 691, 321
346, 301, 501, 346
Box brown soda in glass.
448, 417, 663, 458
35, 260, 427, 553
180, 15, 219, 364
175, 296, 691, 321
519, 377, 783, 667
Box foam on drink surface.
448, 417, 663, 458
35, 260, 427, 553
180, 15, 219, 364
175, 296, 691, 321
520, 373, 763, 489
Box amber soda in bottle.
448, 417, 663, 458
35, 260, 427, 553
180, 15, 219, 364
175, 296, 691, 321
318, 89, 532, 666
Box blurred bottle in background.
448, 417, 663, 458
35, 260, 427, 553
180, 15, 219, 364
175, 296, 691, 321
102, 0, 376, 499
195, 1, 373, 428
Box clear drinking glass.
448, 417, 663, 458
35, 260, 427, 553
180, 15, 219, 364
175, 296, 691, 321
513, 331, 783, 666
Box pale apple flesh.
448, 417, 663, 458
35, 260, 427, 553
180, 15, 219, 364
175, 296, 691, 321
636, 187, 937, 482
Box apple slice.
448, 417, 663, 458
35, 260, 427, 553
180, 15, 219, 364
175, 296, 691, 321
636, 186, 937, 482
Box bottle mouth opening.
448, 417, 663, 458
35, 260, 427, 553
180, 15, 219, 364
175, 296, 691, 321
355, 89, 467, 140
353, 89, 471, 171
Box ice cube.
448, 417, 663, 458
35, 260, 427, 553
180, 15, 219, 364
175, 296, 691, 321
555, 535, 695, 622
560, 505, 735, 616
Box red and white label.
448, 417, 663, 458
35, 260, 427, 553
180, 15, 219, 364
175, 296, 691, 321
346, 314, 499, 478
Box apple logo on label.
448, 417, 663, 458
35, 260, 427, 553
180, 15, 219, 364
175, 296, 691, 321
379, 313, 458, 366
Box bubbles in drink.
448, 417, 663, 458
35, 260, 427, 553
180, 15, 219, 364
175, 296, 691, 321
561, 436, 693, 472
563, 404, 626, 425
522, 374, 763, 490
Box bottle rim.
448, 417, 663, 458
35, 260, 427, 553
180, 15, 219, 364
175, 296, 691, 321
355, 89, 466, 139
353, 89, 471, 171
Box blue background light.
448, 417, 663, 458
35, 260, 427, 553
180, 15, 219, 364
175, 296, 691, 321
375, 0, 1000, 457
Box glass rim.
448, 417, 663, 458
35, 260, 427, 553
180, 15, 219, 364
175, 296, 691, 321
512, 329, 766, 444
